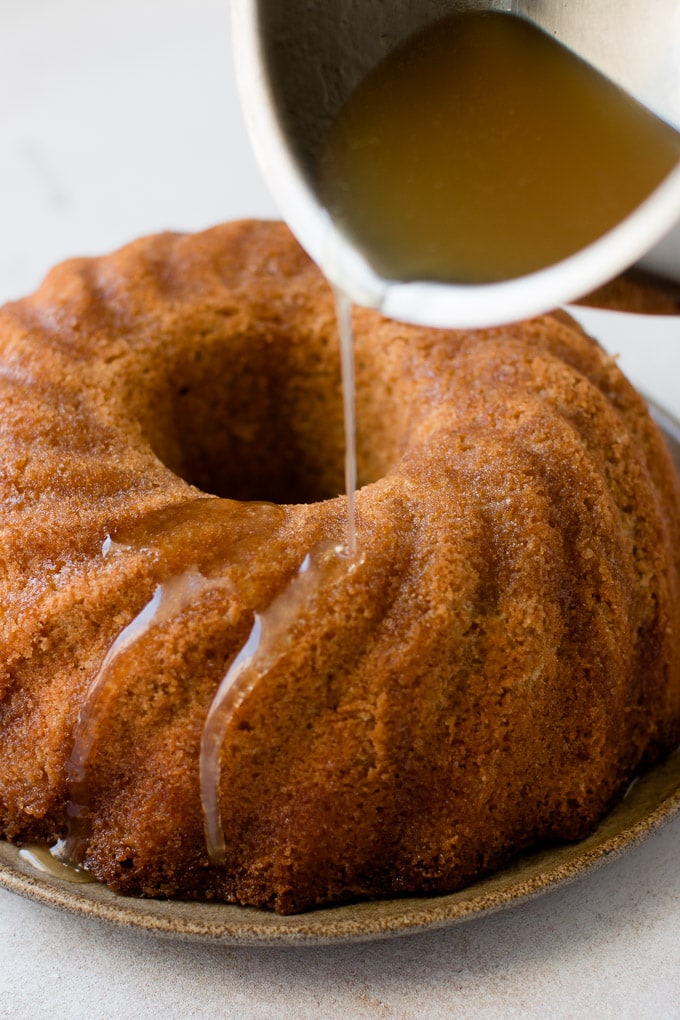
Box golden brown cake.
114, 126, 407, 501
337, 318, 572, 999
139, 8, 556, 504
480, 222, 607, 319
579, 270, 680, 315
1, 220, 679, 914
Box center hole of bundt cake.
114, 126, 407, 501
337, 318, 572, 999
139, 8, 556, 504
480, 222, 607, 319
144, 322, 403, 505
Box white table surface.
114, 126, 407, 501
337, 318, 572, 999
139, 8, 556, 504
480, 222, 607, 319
1, 3, 679, 1017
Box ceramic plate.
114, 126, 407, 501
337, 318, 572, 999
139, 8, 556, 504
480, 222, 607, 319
1, 410, 679, 946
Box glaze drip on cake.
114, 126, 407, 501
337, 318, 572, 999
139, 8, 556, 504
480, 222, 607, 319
201, 539, 365, 864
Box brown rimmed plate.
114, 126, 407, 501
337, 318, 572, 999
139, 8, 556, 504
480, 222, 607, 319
1, 408, 679, 946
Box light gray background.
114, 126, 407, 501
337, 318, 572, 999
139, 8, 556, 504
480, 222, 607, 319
1, 2, 679, 1017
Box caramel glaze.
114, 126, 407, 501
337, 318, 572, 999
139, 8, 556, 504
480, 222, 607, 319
57, 498, 281, 864
19, 844, 94, 884
318, 10, 680, 285
1, 222, 680, 914
201, 539, 364, 865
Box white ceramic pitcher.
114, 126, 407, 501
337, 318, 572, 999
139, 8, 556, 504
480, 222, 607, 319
232, 0, 680, 326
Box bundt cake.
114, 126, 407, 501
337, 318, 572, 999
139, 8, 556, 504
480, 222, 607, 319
0, 220, 679, 914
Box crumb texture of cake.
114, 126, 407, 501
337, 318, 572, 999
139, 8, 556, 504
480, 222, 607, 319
0, 220, 679, 914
